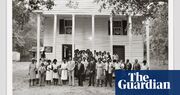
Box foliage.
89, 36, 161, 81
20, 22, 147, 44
13, 0, 55, 60
94, 0, 168, 64
94, 0, 168, 17
150, 4, 168, 64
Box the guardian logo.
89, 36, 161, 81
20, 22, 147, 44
118, 72, 171, 89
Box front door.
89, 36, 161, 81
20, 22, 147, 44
113, 45, 125, 61
62, 44, 72, 60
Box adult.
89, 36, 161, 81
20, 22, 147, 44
52, 59, 59, 85
61, 59, 68, 85
41, 51, 46, 59
114, 60, 121, 70
77, 58, 85, 86
120, 60, 126, 70
125, 59, 132, 70
96, 58, 104, 87
104, 59, 113, 87
67, 57, 75, 86
46, 60, 53, 85
87, 58, 96, 86
28, 59, 37, 86
141, 60, 149, 70
133, 59, 141, 70
81, 58, 88, 81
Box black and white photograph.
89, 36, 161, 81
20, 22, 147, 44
12, 0, 169, 95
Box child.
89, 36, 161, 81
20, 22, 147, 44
39, 63, 46, 86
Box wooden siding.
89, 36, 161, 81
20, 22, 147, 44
42, 0, 111, 15
43, 16, 144, 62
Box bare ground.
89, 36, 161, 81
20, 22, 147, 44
13, 62, 115, 95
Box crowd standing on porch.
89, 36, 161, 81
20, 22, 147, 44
28, 49, 149, 87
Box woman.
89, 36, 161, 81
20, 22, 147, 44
114, 60, 121, 70
61, 59, 68, 85
29, 59, 37, 86
141, 60, 149, 70
96, 58, 104, 87
46, 60, 53, 85
52, 59, 59, 85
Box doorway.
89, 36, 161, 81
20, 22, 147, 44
113, 45, 125, 61
62, 44, 72, 60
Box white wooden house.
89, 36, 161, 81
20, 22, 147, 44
34, 0, 145, 64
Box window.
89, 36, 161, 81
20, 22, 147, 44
59, 19, 72, 34
108, 20, 127, 35
44, 46, 53, 53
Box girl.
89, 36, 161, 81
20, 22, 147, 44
52, 59, 59, 85
46, 60, 53, 85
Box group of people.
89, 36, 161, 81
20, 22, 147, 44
28, 49, 149, 87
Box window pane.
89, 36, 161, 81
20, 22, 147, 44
65, 20, 72, 26
65, 26, 72, 34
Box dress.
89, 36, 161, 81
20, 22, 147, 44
52, 63, 59, 79
29, 63, 36, 79
115, 63, 121, 70
141, 64, 149, 70
61, 63, 68, 80
96, 62, 104, 80
46, 64, 53, 81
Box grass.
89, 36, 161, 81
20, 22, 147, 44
13, 62, 115, 95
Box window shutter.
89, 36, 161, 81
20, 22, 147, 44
59, 19, 65, 34
108, 20, 110, 35
122, 20, 127, 35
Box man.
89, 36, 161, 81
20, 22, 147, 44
87, 58, 96, 86
125, 59, 132, 70
104, 59, 113, 87
67, 57, 75, 86
77, 58, 85, 86
133, 59, 141, 70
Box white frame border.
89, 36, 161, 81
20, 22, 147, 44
6, 0, 174, 95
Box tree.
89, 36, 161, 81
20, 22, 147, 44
94, 0, 168, 65
150, 4, 168, 64
13, 0, 55, 61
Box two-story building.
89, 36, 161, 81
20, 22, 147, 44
34, 0, 145, 64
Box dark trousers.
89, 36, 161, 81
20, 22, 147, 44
89, 73, 95, 86
78, 74, 83, 86
39, 74, 45, 86
105, 71, 112, 87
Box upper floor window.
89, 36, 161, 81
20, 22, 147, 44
108, 20, 127, 35
59, 19, 72, 34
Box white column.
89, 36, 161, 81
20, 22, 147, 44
37, 13, 41, 66
92, 15, 95, 55
128, 15, 132, 62
53, 14, 57, 59
110, 15, 113, 58
146, 19, 150, 69
72, 14, 75, 58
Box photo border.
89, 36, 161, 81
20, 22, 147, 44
6, 0, 174, 95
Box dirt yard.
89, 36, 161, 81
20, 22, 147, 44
13, 62, 115, 95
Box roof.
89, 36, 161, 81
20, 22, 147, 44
38, 0, 112, 15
